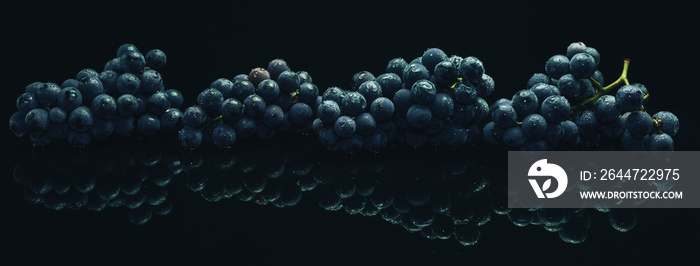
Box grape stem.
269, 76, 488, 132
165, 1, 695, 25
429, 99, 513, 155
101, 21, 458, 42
574, 59, 631, 110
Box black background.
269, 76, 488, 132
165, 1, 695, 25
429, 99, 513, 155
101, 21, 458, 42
2, 1, 698, 265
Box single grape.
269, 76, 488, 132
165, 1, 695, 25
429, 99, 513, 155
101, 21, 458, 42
117, 73, 141, 95
521, 113, 548, 140
652, 111, 679, 137
243, 94, 267, 118
16, 92, 38, 113
392, 88, 414, 112
68, 106, 94, 133
529, 83, 560, 103
234, 116, 257, 138
267, 58, 290, 80
340, 91, 367, 117
370, 97, 395, 122
91, 94, 117, 119
160, 108, 183, 132
90, 118, 114, 140
322, 87, 345, 103
220, 98, 245, 123
441, 123, 468, 148
354, 113, 376, 137
298, 82, 319, 105
334, 115, 356, 138
212, 124, 237, 148
453, 83, 478, 105
289, 102, 313, 126
616, 85, 644, 112
411, 79, 437, 105
625, 111, 653, 139
117, 94, 139, 116
164, 89, 184, 109
138, 114, 161, 139
386, 58, 408, 76
317, 100, 341, 125
421, 48, 448, 72
276, 70, 301, 94
646, 133, 674, 151
458, 56, 484, 83
511, 89, 539, 119
402, 63, 429, 89
256, 79, 280, 102
527, 73, 551, 88
358, 80, 383, 104
430, 93, 454, 118
491, 103, 517, 128
48, 107, 68, 124
557, 74, 580, 98
594, 95, 620, 123
406, 104, 432, 130
545, 55, 570, 79
99, 70, 119, 94
76, 76, 104, 105
145, 49, 167, 69
123, 51, 146, 73
375, 73, 402, 98
24, 108, 49, 132
140, 69, 163, 94
248, 67, 270, 87
575, 110, 599, 140
182, 105, 207, 128
35, 82, 61, 107
231, 80, 256, 101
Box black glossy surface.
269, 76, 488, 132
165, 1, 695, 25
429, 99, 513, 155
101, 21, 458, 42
3, 1, 698, 265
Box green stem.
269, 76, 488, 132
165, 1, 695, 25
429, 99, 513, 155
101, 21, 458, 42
574, 58, 631, 110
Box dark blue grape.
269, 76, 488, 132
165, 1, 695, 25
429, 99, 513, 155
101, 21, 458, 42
529, 83, 560, 103
453, 83, 477, 105
474, 97, 490, 123
560, 120, 579, 148
566, 42, 587, 58
452, 104, 475, 126
521, 114, 548, 140
256, 79, 280, 102
68, 106, 94, 133
123, 51, 146, 73
502, 126, 525, 147
358, 80, 383, 104
406, 104, 432, 130
276, 70, 301, 94
220, 98, 245, 123
475, 74, 495, 98
145, 49, 166, 69
545, 55, 570, 79
411, 79, 437, 105
338, 133, 363, 155
182, 105, 207, 128
421, 48, 448, 72
586, 47, 600, 65
35, 82, 61, 107
267, 59, 290, 80
575, 110, 599, 140
544, 122, 565, 147
231, 80, 255, 101
322, 86, 345, 103
340, 91, 367, 117
76, 76, 104, 104
243, 94, 266, 118
211, 78, 234, 99
430, 93, 454, 118
261, 105, 284, 128
375, 73, 402, 98
179, 126, 203, 149
625, 111, 652, 139
351, 71, 375, 91
570, 53, 596, 78
164, 89, 184, 109
392, 88, 414, 112
540, 95, 570, 123
402, 63, 429, 89
140, 69, 163, 94
511, 89, 538, 118
117, 73, 141, 95
458, 56, 484, 83
116, 94, 139, 116
317, 100, 341, 125
16, 92, 38, 113
527, 73, 551, 88
491, 103, 517, 128
99, 70, 119, 94
370, 97, 395, 122
76, 68, 99, 80
91, 94, 117, 119
646, 133, 674, 151
212, 124, 237, 148
616, 85, 644, 112
318, 126, 339, 148
557, 74, 580, 98
138, 114, 161, 138
160, 108, 183, 132
48, 107, 67, 124
386, 58, 408, 76
594, 95, 619, 123
289, 102, 313, 126
334, 115, 356, 138
601, 115, 624, 138
298, 82, 319, 104
652, 111, 679, 137
354, 113, 376, 137
24, 108, 49, 132
145, 92, 170, 115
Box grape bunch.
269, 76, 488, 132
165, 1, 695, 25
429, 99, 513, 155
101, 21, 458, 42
312, 48, 493, 154
483, 42, 679, 151
10, 43, 183, 147
177, 59, 319, 149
